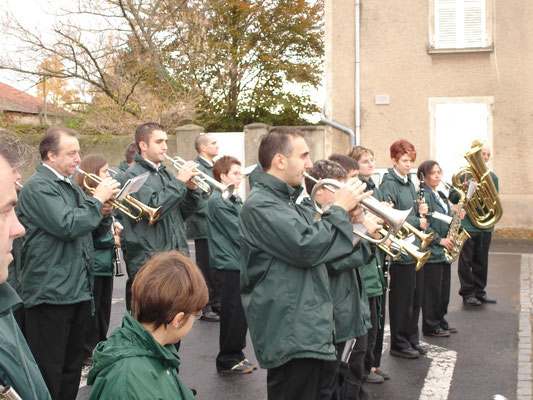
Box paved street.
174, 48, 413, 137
77, 238, 532, 400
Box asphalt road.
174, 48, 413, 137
77, 238, 529, 400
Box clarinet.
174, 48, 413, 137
418, 172, 426, 218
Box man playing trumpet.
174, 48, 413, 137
120, 122, 201, 311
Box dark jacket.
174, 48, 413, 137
87, 313, 194, 400
239, 171, 355, 369
17, 164, 107, 307
423, 187, 453, 263
449, 171, 499, 233
121, 154, 201, 278
186, 156, 213, 240
206, 189, 242, 271
0, 283, 51, 400
379, 168, 422, 265
93, 227, 115, 277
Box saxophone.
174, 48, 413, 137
444, 187, 471, 263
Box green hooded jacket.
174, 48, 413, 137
87, 313, 194, 400
379, 168, 422, 265
0, 283, 52, 400
186, 156, 213, 240
121, 154, 201, 278
239, 172, 355, 369
93, 227, 115, 277
449, 171, 499, 233
423, 187, 454, 263
17, 164, 107, 307
206, 189, 242, 271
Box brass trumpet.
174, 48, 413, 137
164, 154, 235, 200
76, 168, 162, 226
397, 222, 434, 250
378, 228, 430, 271
304, 173, 411, 245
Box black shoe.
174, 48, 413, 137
200, 311, 220, 322
412, 344, 428, 354
476, 295, 497, 304
390, 348, 420, 359
443, 326, 458, 333
242, 359, 258, 370
375, 368, 390, 380
424, 328, 450, 337
218, 360, 254, 374
82, 357, 93, 367
463, 297, 482, 306
366, 370, 385, 384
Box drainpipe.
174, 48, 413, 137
321, 106, 355, 148
354, 0, 361, 146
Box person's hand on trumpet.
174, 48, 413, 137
92, 177, 121, 206
362, 213, 383, 239
332, 177, 372, 213
175, 160, 200, 189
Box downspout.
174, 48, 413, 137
354, 0, 361, 146
321, 106, 355, 147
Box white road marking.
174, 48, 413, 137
419, 343, 457, 400
79, 365, 90, 389
111, 297, 124, 304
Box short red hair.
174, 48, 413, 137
390, 140, 416, 162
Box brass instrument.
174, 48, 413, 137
0, 385, 23, 400
451, 141, 502, 229
164, 154, 235, 200
76, 168, 162, 226
378, 228, 430, 271
304, 172, 412, 245
440, 182, 472, 263
397, 222, 434, 251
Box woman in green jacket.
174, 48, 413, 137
379, 140, 428, 360
74, 154, 118, 364
418, 161, 459, 337
88, 251, 208, 399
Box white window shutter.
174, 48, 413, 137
435, 0, 486, 49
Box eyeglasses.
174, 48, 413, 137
229, 171, 242, 176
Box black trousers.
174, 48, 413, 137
364, 296, 379, 376
372, 264, 388, 368
84, 276, 113, 359
440, 263, 452, 329
214, 269, 248, 370
267, 358, 339, 400
458, 231, 492, 299
337, 335, 369, 400
422, 262, 446, 333
195, 239, 220, 311
25, 301, 90, 400
389, 263, 423, 351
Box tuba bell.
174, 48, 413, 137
451, 141, 502, 229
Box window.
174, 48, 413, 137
429, 0, 492, 52
428, 97, 494, 183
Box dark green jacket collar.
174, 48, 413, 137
36, 163, 71, 184
195, 156, 213, 170
134, 153, 166, 173
384, 168, 411, 186
255, 170, 304, 201
119, 160, 130, 172
0, 283, 21, 315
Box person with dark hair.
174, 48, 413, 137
239, 126, 371, 400
348, 145, 389, 383
206, 155, 257, 374
450, 143, 499, 306
121, 122, 201, 311
417, 161, 459, 337
17, 127, 119, 399
328, 153, 359, 179
113, 142, 138, 183
87, 251, 208, 399
379, 139, 428, 360
187, 133, 221, 321
74, 155, 121, 365
0, 148, 51, 400
304, 159, 376, 400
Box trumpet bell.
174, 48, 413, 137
221, 183, 235, 200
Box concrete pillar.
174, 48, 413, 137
174, 124, 204, 160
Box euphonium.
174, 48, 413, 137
164, 154, 234, 200
451, 141, 502, 229
304, 172, 412, 246
76, 168, 162, 226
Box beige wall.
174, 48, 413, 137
325, 0, 533, 229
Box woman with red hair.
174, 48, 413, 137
379, 140, 428, 359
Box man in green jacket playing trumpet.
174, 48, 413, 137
239, 127, 371, 400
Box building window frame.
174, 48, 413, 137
428, 0, 493, 54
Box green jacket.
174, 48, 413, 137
186, 156, 213, 240
0, 283, 52, 400
121, 154, 201, 278
379, 168, 422, 265
449, 171, 499, 233
87, 313, 194, 400
239, 172, 355, 369
112, 160, 131, 186
17, 164, 107, 307
423, 187, 453, 263
93, 227, 115, 277
206, 189, 242, 271
359, 175, 384, 202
